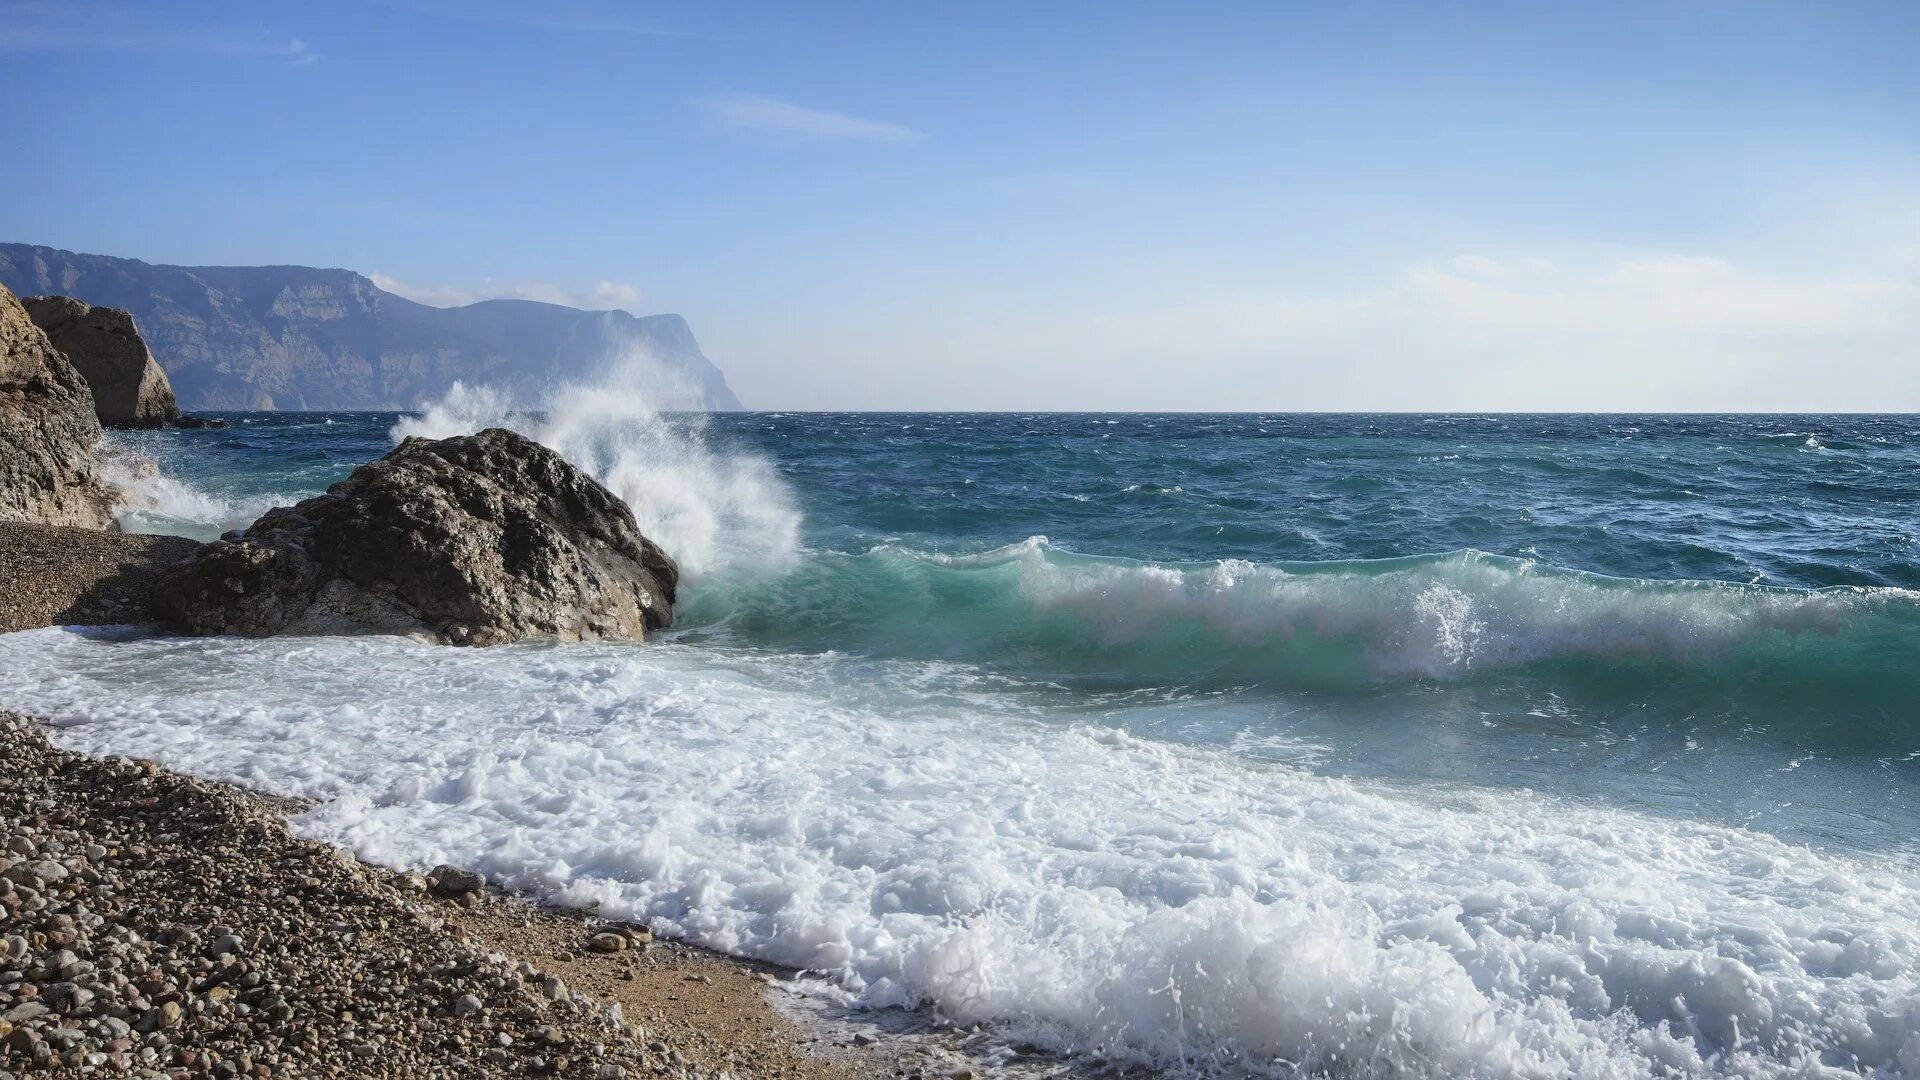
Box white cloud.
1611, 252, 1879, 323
1046, 254, 1920, 410
696, 93, 925, 144
728, 249, 1920, 411
368, 273, 645, 312
1448, 253, 1554, 279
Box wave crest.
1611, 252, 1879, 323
687, 539, 1920, 691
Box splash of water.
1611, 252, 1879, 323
391, 353, 800, 578
98, 438, 296, 541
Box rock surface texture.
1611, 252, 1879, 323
152, 428, 678, 645
0, 284, 114, 530
21, 295, 179, 428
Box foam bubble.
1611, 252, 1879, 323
3, 628, 1917, 1078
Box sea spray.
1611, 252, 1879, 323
97, 433, 301, 540
392, 358, 800, 578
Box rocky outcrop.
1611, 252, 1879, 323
0, 284, 115, 529
152, 428, 677, 645
22, 294, 180, 427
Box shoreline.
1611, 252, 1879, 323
0, 710, 1019, 1080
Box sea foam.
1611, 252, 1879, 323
3, 627, 1917, 1078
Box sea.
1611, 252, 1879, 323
2, 394, 1918, 1078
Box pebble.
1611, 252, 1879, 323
587, 932, 628, 954
0, 711, 701, 1079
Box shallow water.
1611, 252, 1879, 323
8, 409, 1920, 1077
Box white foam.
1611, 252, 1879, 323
2, 628, 1916, 1078
393, 361, 799, 578
98, 443, 294, 541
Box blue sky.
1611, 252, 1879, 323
2, 0, 1917, 409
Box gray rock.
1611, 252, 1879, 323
426, 865, 484, 898
585, 933, 627, 954
152, 428, 678, 646
0, 284, 114, 529
3, 1001, 49, 1024
20, 296, 178, 428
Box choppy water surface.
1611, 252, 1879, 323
8, 409, 1918, 1078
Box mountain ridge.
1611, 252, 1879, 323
0, 243, 742, 411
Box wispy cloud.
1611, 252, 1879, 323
0, 1, 315, 61
369, 273, 645, 312
394, 1, 716, 40
696, 92, 925, 144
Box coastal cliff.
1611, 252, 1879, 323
0, 244, 743, 413
0, 284, 115, 529
21, 295, 181, 428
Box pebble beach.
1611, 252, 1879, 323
0, 709, 959, 1080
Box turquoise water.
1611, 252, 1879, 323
102, 411, 1920, 857
13, 409, 1915, 1076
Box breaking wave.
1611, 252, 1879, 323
394, 379, 798, 578
685, 540, 1920, 714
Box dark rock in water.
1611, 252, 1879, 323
169, 414, 229, 428
22, 295, 180, 428
152, 428, 678, 645
0, 284, 115, 529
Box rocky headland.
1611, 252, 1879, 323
0, 286, 117, 531
20, 297, 181, 430
0, 244, 742, 413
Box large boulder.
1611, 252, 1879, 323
0, 284, 115, 529
23, 295, 179, 428
151, 428, 678, 645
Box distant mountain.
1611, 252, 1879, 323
0, 244, 742, 411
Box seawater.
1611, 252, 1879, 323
5, 407, 1920, 1077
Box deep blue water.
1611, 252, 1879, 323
112, 411, 1920, 587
